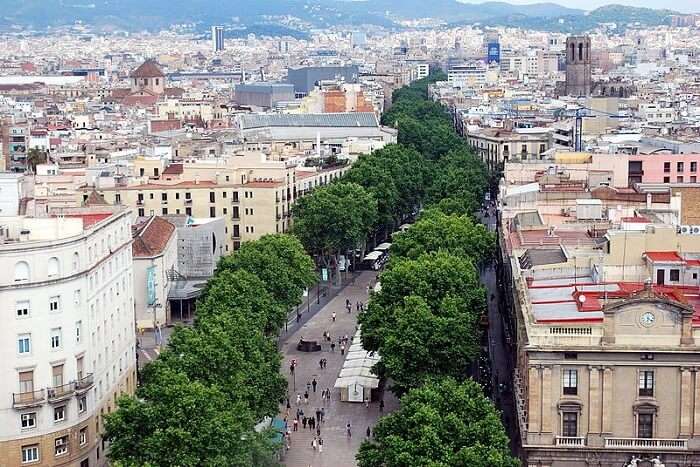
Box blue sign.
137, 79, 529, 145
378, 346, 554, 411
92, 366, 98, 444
487, 42, 500, 64
146, 266, 157, 306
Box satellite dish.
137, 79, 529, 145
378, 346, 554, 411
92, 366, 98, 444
579, 295, 587, 303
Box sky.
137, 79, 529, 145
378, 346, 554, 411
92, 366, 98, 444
457, 0, 698, 13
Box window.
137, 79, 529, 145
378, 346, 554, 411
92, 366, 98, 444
162, 208, 168, 215
76, 321, 82, 343
185, 207, 192, 216
185, 192, 191, 200
54, 405, 66, 423
692, 176, 697, 183
79, 427, 88, 446
115, 193, 121, 204
19, 371, 34, 393
663, 162, 671, 173
21, 445, 39, 463
52, 364, 64, 388
222, 191, 227, 198
677, 176, 684, 183
21, 412, 36, 429
692, 161, 697, 172
638, 413, 654, 438
639, 370, 654, 397
16, 300, 30, 317
72, 252, 80, 271
209, 192, 215, 203
153, 168, 159, 177
48, 257, 60, 277
678, 162, 684, 172
663, 176, 670, 183
138, 208, 145, 217
563, 369, 578, 395
50, 328, 62, 349
149, 193, 154, 199
161, 193, 167, 202
562, 412, 578, 437
232, 191, 239, 202
210, 207, 216, 217
15, 261, 30, 282
18, 335, 31, 354
55, 435, 69, 456
78, 395, 87, 413
670, 269, 680, 282
49, 296, 60, 313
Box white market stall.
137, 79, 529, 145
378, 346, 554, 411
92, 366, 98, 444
334, 328, 381, 403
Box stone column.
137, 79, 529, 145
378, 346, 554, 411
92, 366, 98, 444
602, 367, 614, 434
542, 366, 553, 433
692, 369, 700, 436
680, 367, 693, 436
528, 366, 541, 434
588, 366, 601, 434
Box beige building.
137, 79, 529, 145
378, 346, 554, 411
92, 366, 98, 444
465, 128, 551, 171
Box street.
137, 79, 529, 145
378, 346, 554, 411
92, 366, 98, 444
278, 271, 399, 467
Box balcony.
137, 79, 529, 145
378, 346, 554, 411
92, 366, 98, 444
48, 383, 74, 402
555, 436, 585, 447
12, 389, 45, 408
74, 374, 94, 394
604, 438, 688, 451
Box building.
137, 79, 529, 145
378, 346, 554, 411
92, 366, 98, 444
465, 128, 551, 171
286, 66, 360, 96
131, 216, 177, 331
211, 26, 224, 52
129, 60, 165, 96
234, 83, 295, 109
447, 62, 490, 89
565, 36, 592, 97
0, 210, 137, 467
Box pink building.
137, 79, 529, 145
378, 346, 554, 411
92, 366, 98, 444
628, 154, 700, 186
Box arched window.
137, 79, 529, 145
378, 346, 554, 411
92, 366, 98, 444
578, 43, 583, 61
570, 43, 575, 61
14, 261, 30, 282
72, 252, 80, 271
48, 257, 60, 278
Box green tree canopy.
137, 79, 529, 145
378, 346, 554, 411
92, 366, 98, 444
359, 251, 485, 352
356, 378, 518, 467
391, 209, 495, 263
216, 234, 315, 313
380, 295, 480, 393
105, 366, 276, 467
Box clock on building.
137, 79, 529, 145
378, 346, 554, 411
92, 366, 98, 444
640, 311, 656, 327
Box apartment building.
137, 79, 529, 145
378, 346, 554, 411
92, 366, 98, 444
465, 128, 551, 171
0, 209, 137, 467
499, 158, 700, 466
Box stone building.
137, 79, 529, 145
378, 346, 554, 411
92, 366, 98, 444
565, 36, 592, 97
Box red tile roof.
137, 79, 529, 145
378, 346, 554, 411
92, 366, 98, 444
644, 251, 685, 263
132, 216, 175, 257
162, 163, 184, 175
130, 60, 165, 78
622, 216, 650, 223
63, 212, 112, 229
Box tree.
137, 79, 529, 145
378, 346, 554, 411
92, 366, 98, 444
426, 149, 489, 215
344, 153, 401, 231
105, 366, 278, 467
380, 295, 480, 394
292, 182, 377, 284
360, 251, 485, 352
391, 209, 495, 264
356, 378, 518, 467
26, 148, 47, 173
216, 234, 315, 314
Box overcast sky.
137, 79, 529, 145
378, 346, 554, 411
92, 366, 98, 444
457, 0, 698, 14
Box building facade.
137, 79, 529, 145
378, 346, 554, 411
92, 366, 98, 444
565, 36, 592, 97
0, 210, 137, 467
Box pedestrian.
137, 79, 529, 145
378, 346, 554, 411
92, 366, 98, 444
293, 419, 299, 431
346, 422, 352, 437
361, 302, 365, 311
316, 425, 321, 437
286, 397, 291, 409
296, 312, 301, 323
302, 417, 307, 429
366, 426, 371, 438
296, 393, 301, 405
310, 417, 315, 430
364, 397, 369, 409
304, 391, 309, 404
346, 298, 350, 308
379, 399, 384, 412
316, 408, 321, 423
321, 407, 325, 422
319, 437, 324, 453
311, 437, 317, 451
356, 302, 360, 311
296, 408, 301, 420
307, 381, 311, 392
340, 344, 345, 355
319, 359, 323, 369
347, 303, 351, 313
332, 311, 336, 322
326, 388, 331, 402
366, 284, 371, 294
331, 342, 335, 352
312, 378, 317, 392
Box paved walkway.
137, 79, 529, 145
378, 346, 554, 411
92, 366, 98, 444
278, 271, 399, 467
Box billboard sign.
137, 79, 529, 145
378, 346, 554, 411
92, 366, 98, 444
146, 266, 157, 306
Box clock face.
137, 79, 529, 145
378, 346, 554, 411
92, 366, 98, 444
640, 312, 656, 327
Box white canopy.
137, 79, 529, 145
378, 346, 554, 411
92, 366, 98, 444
374, 242, 392, 252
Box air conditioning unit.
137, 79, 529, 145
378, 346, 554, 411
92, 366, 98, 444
680, 225, 691, 234
692, 226, 700, 235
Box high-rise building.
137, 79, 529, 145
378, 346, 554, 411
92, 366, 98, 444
565, 35, 592, 97
0, 209, 137, 467
211, 26, 224, 52
485, 32, 500, 64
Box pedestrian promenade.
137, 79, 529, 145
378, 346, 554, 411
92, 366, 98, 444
278, 271, 398, 467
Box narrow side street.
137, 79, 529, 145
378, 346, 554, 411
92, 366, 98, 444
278, 271, 399, 467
